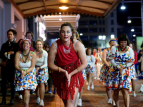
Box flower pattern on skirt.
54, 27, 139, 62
107, 46, 135, 92
82, 69, 86, 80
36, 67, 49, 83
15, 68, 37, 91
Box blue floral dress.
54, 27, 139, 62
108, 46, 134, 92
15, 52, 37, 91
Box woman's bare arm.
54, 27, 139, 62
48, 43, 67, 73
69, 41, 87, 76
102, 49, 110, 66
15, 52, 22, 72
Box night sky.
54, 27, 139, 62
117, 0, 141, 26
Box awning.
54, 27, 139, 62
9, 0, 121, 18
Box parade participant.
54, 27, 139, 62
100, 38, 117, 105
0, 29, 17, 105
96, 47, 102, 79
110, 34, 134, 107
86, 48, 95, 90
93, 49, 97, 79
35, 39, 48, 106
129, 43, 137, 97
48, 22, 87, 107
71, 30, 86, 107
25, 31, 35, 51
14, 39, 37, 107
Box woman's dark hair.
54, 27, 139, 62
17, 39, 23, 51
26, 31, 34, 39
7, 29, 17, 36
118, 34, 130, 46
60, 22, 74, 32
86, 48, 93, 55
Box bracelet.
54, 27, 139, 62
58, 67, 61, 72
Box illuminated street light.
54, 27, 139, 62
80, 33, 83, 36
131, 29, 134, 32
111, 34, 115, 38
120, 5, 126, 10
127, 19, 131, 23
133, 34, 136, 37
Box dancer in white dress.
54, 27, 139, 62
35, 39, 48, 106
15, 39, 37, 107
86, 48, 96, 90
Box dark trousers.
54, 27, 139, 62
48, 73, 53, 91
1, 67, 15, 100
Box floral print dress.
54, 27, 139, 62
100, 49, 113, 87
86, 55, 96, 75
15, 52, 37, 91
107, 46, 134, 92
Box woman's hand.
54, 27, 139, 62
119, 66, 123, 74
21, 70, 24, 79
35, 67, 39, 74
64, 70, 69, 80
68, 73, 72, 87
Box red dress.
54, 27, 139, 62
53, 39, 84, 100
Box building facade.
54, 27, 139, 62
77, 9, 117, 49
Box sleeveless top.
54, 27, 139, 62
19, 51, 33, 69
53, 39, 84, 100
55, 39, 79, 66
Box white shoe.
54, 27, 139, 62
87, 86, 90, 90
113, 100, 116, 106
108, 98, 112, 104
133, 93, 137, 97
39, 100, 44, 106
35, 97, 40, 104
91, 85, 94, 89
77, 99, 82, 106
19, 95, 23, 100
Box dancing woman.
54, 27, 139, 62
86, 48, 96, 90
71, 30, 86, 106
15, 39, 37, 107
48, 22, 87, 107
99, 38, 117, 105
109, 34, 134, 107
35, 39, 48, 106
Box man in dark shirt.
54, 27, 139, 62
0, 29, 17, 105
138, 50, 142, 74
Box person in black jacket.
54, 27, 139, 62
0, 29, 17, 105
138, 50, 142, 75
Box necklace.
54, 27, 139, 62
118, 46, 127, 51
63, 46, 71, 54
22, 50, 30, 63
36, 50, 43, 55
22, 50, 30, 56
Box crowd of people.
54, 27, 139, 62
0, 22, 142, 107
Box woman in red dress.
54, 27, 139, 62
48, 22, 87, 107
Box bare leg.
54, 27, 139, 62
106, 88, 112, 99
36, 85, 39, 97
63, 87, 79, 107
113, 89, 119, 107
88, 73, 92, 86
39, 83, 45, 100
131, 79, 136, 95
23, 89, 30, 107
79, 87, 83, 99
121, 89, 130, 107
